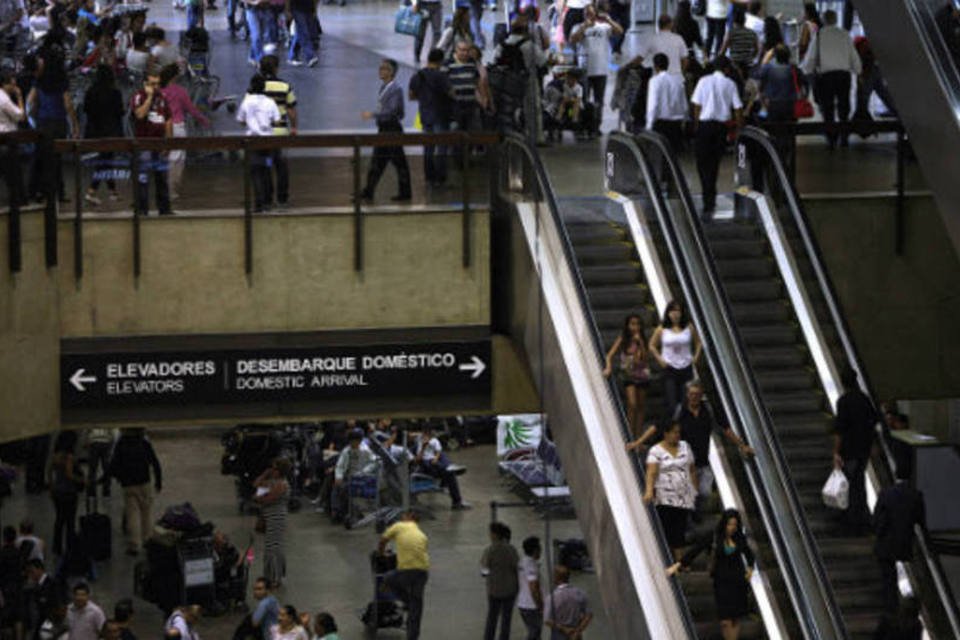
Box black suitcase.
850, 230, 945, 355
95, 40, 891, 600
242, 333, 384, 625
80, 496, 112, 561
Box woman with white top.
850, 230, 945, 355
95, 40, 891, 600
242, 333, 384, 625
559, 0, 590, 44
644, 421, 697, 560
270, 604, 309, 640
649, 300, 702, 417
704, 0, 730, 58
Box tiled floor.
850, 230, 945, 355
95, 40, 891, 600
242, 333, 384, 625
0, 428, 612, 638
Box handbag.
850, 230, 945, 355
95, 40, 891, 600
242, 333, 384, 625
792, 67, 814, 119
394, 5, 424, 37
821, 468, 849, 510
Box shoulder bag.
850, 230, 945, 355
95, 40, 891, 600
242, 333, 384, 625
792, 66, 814, 119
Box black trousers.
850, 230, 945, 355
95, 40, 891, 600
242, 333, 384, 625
36, 119, 67, 202
694, 120, 727, 212
562, 7, 585, 43
413, 2, 443, 62
609, 1, 630, 54
384, 569, 428, 640
363, 121, 411, 199
653, 119, 684, 154
816, 70, 852, 145
705, 18, 726, 58
843, 457, 870, 529
52, 492, 78, 556
484, 594, 516, 640
263, 149, 289, 205
663, 365, 693, 417
878, 557, 899, 611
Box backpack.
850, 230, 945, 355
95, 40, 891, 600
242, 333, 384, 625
496, 36, 530, 73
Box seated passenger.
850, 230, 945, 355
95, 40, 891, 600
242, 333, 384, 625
543, 71, 585, 141
331, 428, 378, 523
414, 425, 470, 510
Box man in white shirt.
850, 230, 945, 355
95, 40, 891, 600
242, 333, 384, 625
236, 74, 280, 212
801, 9, 861, 148
516, 536, 545, 640
0, 70, 23, 133
164, 605, 201, 640
646, 53, 688, 153
569, 4, 623, 131
691, 57, 743, 216
65, 583, 105, 640
415, 425, 470, 510
641, 14, 688, 76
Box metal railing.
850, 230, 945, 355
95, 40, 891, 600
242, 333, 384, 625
495, 133, 699, 639
619, 129, 849, 639
737, 125, 960, 640
0, 131, 498, 280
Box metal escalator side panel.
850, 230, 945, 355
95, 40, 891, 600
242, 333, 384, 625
613, 131, 848, 639
856, 0, 960, 258
513, 201, 693, 639
607, 190, 794, 640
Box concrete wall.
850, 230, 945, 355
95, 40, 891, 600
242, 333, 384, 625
57, 211, 490, 336
805, 196, 960, 400
0, 214, 61, 440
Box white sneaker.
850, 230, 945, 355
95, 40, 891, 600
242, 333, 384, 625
289, 59, 304, 66
307, 56, 319, 67
84, 193, 101, 206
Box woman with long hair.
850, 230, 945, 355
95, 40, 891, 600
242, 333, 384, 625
668, 509, 756, 640
83, 64, 125, 205
48, 432, 84, 556
604, 313, 651, 439
255, 458, 291, 589
673, 1, 704, 57
798, 2, 821, 61
760, 15, 784, 64
269, 604, 309, 640
27, 48, 79, 204
649, 300, 702, 416
438, 7, 474, 61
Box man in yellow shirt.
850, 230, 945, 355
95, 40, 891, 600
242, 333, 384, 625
378, 511, 429, 639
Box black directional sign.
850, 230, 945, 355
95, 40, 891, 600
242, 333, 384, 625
61, 340, 491, 411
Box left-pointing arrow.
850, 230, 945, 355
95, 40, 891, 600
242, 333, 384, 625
69, 369, 98, 392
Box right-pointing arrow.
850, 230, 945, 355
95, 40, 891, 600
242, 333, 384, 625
458, 355, 486, 379
69, 368, 98, 392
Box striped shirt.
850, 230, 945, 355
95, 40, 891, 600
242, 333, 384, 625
263, 77, 297, 135
727, 25, 758, 65
446, 61, 479, 106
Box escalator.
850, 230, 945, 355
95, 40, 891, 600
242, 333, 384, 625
492, 134, 838, 639
856, 0, 960, 257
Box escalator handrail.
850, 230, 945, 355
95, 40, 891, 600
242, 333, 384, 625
615, 130, 848, 639
495, 133, 699, 639
736, 125, 960, 638
907, 0, 960, 125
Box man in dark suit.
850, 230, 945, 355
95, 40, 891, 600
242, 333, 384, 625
874, 465, 926, 610
24, 558, 65, 635
833, 367, 879, 534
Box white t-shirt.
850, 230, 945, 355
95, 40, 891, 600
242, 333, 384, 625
647, 441, 696, 509
270, 625, 309, 640
417, 436, 443, 462
516, 555, 545, 610
65, 603, 106, 640
745, 12, 764, 39
576, 22, 612, 78
237, 93, 280, 136
565, 0, 589, 9
691, 71, 743, 122
706, 0, 729, 19
125, 49, 149, 73
641, 31, 688, 76
0, 89, 23, 133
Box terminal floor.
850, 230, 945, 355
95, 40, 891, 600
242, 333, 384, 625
0, 430, 612, 638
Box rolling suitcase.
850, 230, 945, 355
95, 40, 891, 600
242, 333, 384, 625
80, 496, 112, 561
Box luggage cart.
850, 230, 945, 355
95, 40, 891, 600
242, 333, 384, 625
361, 551, 404, 634
178, 536, 216, 608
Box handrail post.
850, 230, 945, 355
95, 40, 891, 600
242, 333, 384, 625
460, 133, 471, 268
352, 138, 363, 273
895, 129, 906, 256
131, 143, 141, 281
242, 140, 253, 279
73, 142, 83, 283
6, 139, 21, 273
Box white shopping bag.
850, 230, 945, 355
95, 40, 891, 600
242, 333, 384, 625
821, 468, 849, 510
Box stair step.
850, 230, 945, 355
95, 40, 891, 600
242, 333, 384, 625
739, 325, 798, 347
572, 242, 636, 265
754, 369, 818, 392
580, 264, 642, 286
586, 284, 650, 309
715, 257, 777, 280
731, 300, 792, 324
724, 280, 783, 302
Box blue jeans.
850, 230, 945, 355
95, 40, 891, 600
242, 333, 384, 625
422, 120, 449, 184
227, 0, 240, 32
186, 3, 202, 30
289, 8, 317, 61
246, 7, 274, 61
469, 0, 485, 48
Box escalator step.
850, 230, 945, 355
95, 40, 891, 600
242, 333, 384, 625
764, 391, 825, 414
703, 222, 760, 241
723, 280, 783, 302
572, 243, 636, 265
745, 346, 808, 369
593, 307, 658, 332
731, 301, 792, 324
579, 264, 643, 286
586, 284, 650, 308
705, 239, 767, 259
754, 370, 818, 392
738, 325, 798, 346
715, 257, 777, 280
566, 222, 625, 244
